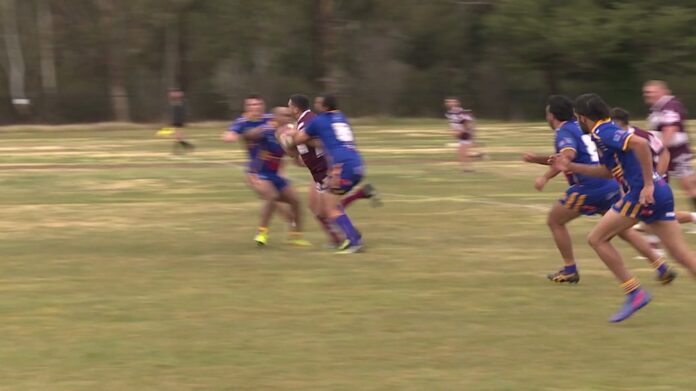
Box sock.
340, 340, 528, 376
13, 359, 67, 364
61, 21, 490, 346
258, 226, 269, 234
341, 188, 367, 208
563, 264, 577, 274
317, 216, 342, 245
651, 257, 668, 274
621, 277, 641, 295
334, 213, 360, 243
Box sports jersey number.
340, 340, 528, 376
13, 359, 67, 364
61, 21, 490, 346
332, 123, 354, 142
297, 144, 309, 154
581, 134, 599, 162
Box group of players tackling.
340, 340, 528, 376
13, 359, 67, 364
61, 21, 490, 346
524, 80, 696, 322
224, 93, 379, 254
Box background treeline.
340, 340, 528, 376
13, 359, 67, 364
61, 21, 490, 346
1, 0, 696, 123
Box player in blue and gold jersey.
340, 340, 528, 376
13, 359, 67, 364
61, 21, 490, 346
524, 96, 673, 286
553, 93, 696, 322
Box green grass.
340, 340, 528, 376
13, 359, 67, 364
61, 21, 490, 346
0, 120, 694, 390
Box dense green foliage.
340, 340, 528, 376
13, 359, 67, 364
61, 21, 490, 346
2, 0, 696, 122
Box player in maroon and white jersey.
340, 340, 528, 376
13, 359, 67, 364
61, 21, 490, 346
613, 107, 696, 258
444, 97, 476, 172
643, 80, 696, 210
287, 94, 379, 247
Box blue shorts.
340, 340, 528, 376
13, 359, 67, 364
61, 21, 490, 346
257, 172, 289, 192
559, 181, 621, 216
612, 180, 675, 223
330, 160, 364, 195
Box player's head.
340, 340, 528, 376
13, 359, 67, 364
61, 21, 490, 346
313, 96, 324, 113
444, 97, 461, 110
244, 94, 265, 119
288, 94, 310, 118
317, 94, 338, 112
545, 95, 574, 130
643, 80, 670, 106
573, 93, 611, 134
610, 107, 631, 130
272, 106, 292, 126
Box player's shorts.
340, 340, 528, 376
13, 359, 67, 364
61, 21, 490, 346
559, 181, 621, 216
458, 131, 473, 145
257, 172, 289, 192
667, 145, 694, 178
612, 179, 675, 223
329, 160, 364, 195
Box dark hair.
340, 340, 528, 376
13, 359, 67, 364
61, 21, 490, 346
319, 94, 338, 111
573, 93, 611, 121
546, 95, 575, 122
245, 93, 263, 101
610, 107, 630, 124
289, 94, 310, 111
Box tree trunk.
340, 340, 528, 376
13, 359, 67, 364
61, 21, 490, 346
95, 0, 130, 122
161, 21, 179, 119
543, 66, 558, 95
36, 0, 57, 121
1, 0, 28, 111
314, 0, 339, 92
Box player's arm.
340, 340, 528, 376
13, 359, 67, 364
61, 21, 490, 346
223, 129, 239, 142
535, 149, 575, 191
660, 125, 678, 148
551, 155, 612, 179
656, 147, 670, 177
522, 153, 552, 165
627, 135, 655, 205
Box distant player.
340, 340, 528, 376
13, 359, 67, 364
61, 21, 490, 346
523, 96, 674, 285
224, 95, 308, 246
284, 94, 365, 253
444, 97, 477, 172
643, 80, 696, 210
552, 93, 696, 322
169, 88, 195, 154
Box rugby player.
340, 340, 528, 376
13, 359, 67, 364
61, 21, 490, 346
523, 96, 675, 285
643, 80, 696, 211
444, 97, 476, 172
552, 93, 696, 322
285, 94, 365, 253
224, 95, 308, 246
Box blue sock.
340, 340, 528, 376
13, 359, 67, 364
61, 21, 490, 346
564, 264, 577, 274
656, 263, 668, 275
334, 214, 359, 243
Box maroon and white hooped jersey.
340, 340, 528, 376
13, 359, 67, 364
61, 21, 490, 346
629, 126, 663, 167
296, 110, 328, 183
445, 107, 474, 133
648, 95, 689, 148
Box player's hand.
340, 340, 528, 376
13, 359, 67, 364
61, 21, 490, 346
639, 185, 655, 206
522, 152, 535, 163
550, 154, 570, 171
222, 132, 238, 142
534, 176, 548, 191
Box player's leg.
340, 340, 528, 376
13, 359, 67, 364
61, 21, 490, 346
649, 219, 696, 276
341, 183, 381, 208
458, 139, 473, 172
276, 178, 312, 247
616, 228, 676, 284
587, 209, 651, 322
327, 163, 363, 253
545, 201, 581, 283
246, 173, 280, 246
310, 183, 342, 247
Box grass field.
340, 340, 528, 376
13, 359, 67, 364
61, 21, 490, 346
0, 119, 695, 390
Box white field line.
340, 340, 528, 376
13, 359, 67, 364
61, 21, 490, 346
380, 192, 549, 212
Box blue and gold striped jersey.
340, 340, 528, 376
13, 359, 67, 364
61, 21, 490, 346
556, 120, 610, 187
